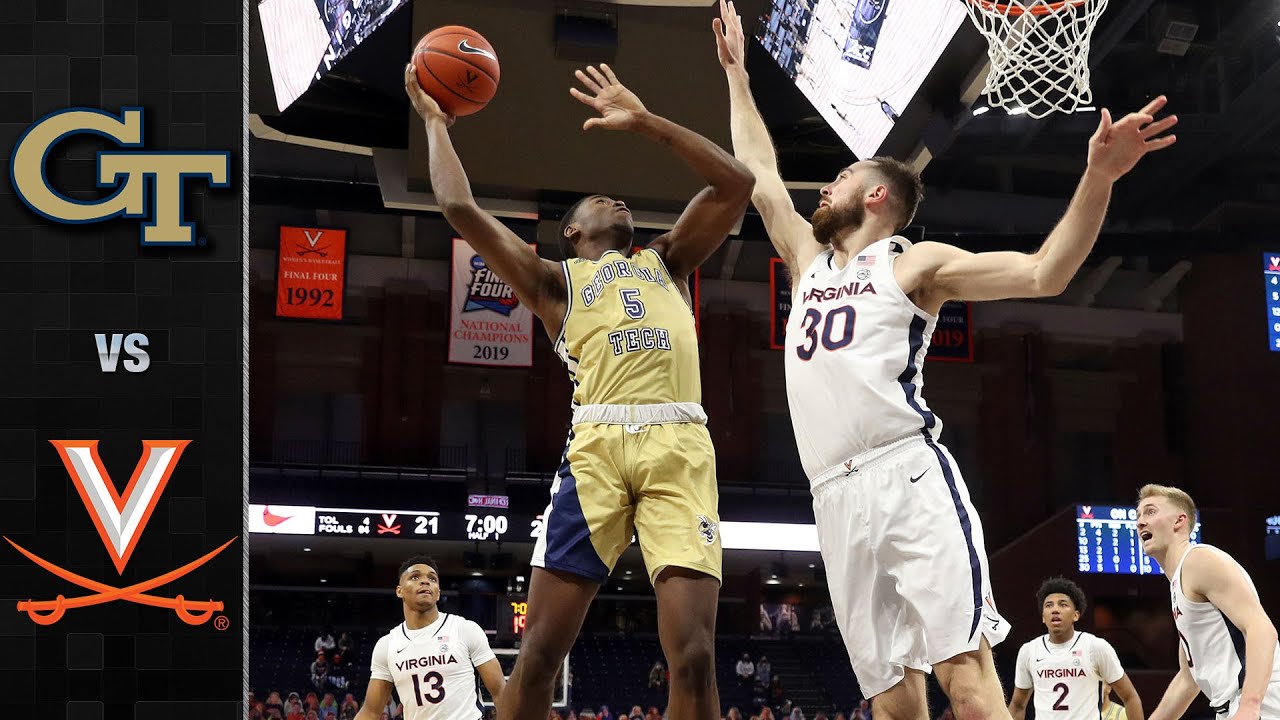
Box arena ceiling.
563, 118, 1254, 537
249, 0, 1280, 253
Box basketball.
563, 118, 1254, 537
412, 26, 500, 117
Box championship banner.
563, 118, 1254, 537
449, 238, 537, 367
275, 225, 348, 320
770, 258, 792, 349
632, 245, 701, 336
928, 301, 974, 362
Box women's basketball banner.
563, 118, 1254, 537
770, 258, 792, 349
275, 226, 348, 320
449, 238, 536, 367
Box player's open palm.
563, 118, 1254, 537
1086, 95, 1177, 182
570, 64, 649, 132
713, 0, 747, 69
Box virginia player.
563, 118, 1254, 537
355, 556, 506, 720
1008, 578, 1144, 720
404, 58, 753, 720
1138, 485, 1280, 720
713, 1, 1176, 718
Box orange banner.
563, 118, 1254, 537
275, 226, 347, 320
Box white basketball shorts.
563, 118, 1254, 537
812, 432, 1009, 698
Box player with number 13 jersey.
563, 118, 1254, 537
355, 557, 505, 720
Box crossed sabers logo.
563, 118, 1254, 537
4, 440, 236, 626
294, 228, 332, 257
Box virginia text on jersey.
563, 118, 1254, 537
9, 107, 231, 246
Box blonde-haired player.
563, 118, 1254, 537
1137, 485, 1280, 720
404, 53, 753, 720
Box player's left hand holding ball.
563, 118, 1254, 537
404, 63, 455, 128
1085, 94, 1177, 182
570, 64, 649, 132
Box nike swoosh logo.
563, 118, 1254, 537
457, 40, 496, 60
909, 471, 926, 483
395, 646, 409, 654
263, 505, 293, 526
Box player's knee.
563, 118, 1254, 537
947, 686, 1003, 720
667, 638, 715, 688
513, 641, 567, 685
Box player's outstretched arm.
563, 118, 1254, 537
713, 0, 821, 274
404, 65, 566, 331
1147, 648, 1199, 720
1007, 687, 1031, 720
477, 658, 507, 708
1110, 674, 1145, 720
353, 679, 394, 720
1187, 550, 1280, 719
896, 97, 1176, 308
568, 63, 754, 280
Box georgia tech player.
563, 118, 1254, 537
1008, 578, 1144, 720
404, 55, 752, 720
354, 557, 506, 720
713, 0, 1176, 717
1138, 486, 1280, 720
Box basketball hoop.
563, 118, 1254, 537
962, 0, 1109, 118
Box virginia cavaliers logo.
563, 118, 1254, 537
292, 228, 333, 257
463, 254, 520, 316
4, 440, 236, 625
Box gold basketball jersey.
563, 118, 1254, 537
554, 248, 700, 406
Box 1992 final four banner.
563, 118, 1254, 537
0, 1, 246, 717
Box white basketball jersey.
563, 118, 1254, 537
370, 613, 497, 720
1014, 632, 1124, 720
783, 237, 942, 481
1171, 544, 1280, 713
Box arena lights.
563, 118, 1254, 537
972, 105, 990, 116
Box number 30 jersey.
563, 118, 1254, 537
783, 237, 943, 482
370, 613, 495, 720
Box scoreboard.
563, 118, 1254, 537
250, 503, 543, 543
1077, 504, 1201, 575
1265, 253, 1280, 352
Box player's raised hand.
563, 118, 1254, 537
713, 0, 747, 70
404, 63, 455, 127
570, 64, 650, 132
1086, 95, 1177, 182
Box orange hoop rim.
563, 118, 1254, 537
966, 0, 1088, 17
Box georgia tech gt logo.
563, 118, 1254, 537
10, 107, 231, 246
3, 440, 237, 626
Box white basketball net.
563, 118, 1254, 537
962, 0, 1109, 118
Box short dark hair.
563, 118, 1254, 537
397, 555, 440, 581
557, 196, 595, 259
868, 157, 924, 231
1036, 576, 1087, 614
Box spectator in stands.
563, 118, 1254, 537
769, 676, 785, 708
813, 712, 828, 720
315, 629, 336, 656
648, 660, 667, 690
759, 707, 776, 720
755, 656, 771, 686
340, 694, 358, 717
727, 706, 743, 720
549, 711, 562, 720
319, 692, 338, 719
736, 653, 755, 688
265, 691, 286, 719
833, 713, 845, 720
338, 631, 353, 656
599, 704, 613, 720
567, 709, 578, 720
858, 699, 872, 720
629, 705, 644, 719
789, 707, 805, 720
286, 693, 305, 720
329, 654, 349, 691
310, 652, 330, 691
580, 709, 596, 720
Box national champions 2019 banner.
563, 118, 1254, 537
449, 238, 536, 367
